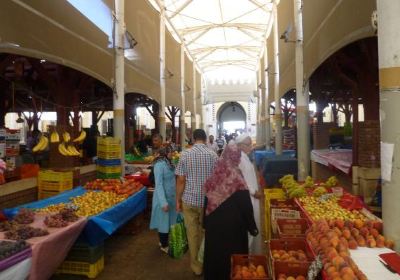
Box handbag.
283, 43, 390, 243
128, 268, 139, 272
168, 214, 188, 258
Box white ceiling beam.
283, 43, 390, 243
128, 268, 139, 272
185, 27, 212, 46
180, 23, 266, 35
169, 0, 193, 18
197, 48, 218, 61
191, 45, 260, 55
248, 0, 272, 13
236, 27, 261, 41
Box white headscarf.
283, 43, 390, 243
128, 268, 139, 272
235, 133, 251, 144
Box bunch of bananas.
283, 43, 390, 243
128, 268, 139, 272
62, 132, 71, 142
32, 136, 49, 153
144, 155, 154, 163
50, 131, 60, 143
313, 186, 327, 197
303, 176, 314, 188
58, 142, 80, 156
72, 130, 86, 142
326, 176, 338, 187
278, 174, 307, 198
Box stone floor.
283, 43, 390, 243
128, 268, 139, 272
52, 220, 198, 280
52, 190, 266, 280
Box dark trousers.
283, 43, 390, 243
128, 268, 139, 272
159, 232, 169, 247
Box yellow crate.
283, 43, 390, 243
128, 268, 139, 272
264, 188, 285, 240
38, 170, 73, 182
97, 137, 120, 145
38, 180, 73, 192
97, 151, 121, 160
57, 256, 104, 279
97, 144, 121, 153
38, 190, 63, 200
96, 165, 122, 174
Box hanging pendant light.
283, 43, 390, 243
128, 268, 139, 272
16, 112, 24, 123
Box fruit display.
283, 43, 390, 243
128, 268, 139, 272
271, 249, 308, 262
50, 131, 60, 143
278, 175, 306, 198
0, 240, 29, 260
172, 151, 180, 164
58, 142, 80, 156
32, 135, 49, 153
71, 191, 126, 216
43, 209, 79, 228
44, 215, 68, 228
276, 274, 305, 280
312, 186, 327, 197
307, 219, 367, 280
13, 208, 35, 224
62, 132, 71, 142
325, 176, 338, 187
298, 196, 367, 222
232, 263, 267, 279
73, 130, 86, 142
84, 178, 144, 196
5, 225, 49, 240
0, 221, 18, 232
36, 203, 69, 214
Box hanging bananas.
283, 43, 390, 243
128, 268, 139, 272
62, 132, 71, 142
73, 130, 86, 142
32, 136, 49, 153
50, 131, 60, 143
58, 142, 80, 156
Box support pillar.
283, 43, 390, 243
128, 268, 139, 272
273, 1, 282, 154
264, 49, 271, 150
192, 64, 197, 130
256, 70, 262, 145
114, 0, 125, 171
378, 0, 400, 251
294, 0, 310, 180
260, 58, 266, 145
179, 45, 186, 149
159, 4, 167, 140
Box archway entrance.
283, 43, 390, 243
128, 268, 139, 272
217, 102, 246, 135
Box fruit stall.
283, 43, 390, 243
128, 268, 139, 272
0, 171, 147, 279
256, 175, 399, 280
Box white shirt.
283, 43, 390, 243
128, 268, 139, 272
207, 142, 219, 153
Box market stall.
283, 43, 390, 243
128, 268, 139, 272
261, 175, 399, 280
4, 186, 147, 245
311, 149, 353, 191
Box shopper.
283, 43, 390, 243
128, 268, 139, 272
236, 134, 263, 254
149, 145, 178, 254
176, 129, 218, 276
151, 133, 163, 155
203, 143, 258, 280
207, 135, 218, 153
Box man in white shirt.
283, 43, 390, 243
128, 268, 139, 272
207, 135, 219, 153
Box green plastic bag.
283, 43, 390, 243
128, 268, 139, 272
168, 214, 188, 258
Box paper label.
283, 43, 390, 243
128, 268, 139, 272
381, 142, 394, 182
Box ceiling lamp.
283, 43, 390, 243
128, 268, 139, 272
16, 112, 24, 123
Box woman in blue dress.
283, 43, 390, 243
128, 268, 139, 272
150, 145, 178, 253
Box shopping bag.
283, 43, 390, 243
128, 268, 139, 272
168, 214, 188, 258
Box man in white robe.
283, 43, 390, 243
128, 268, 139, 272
236, 134, 263, 254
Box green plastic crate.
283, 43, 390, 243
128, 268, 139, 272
96, 171, 121, 179
66, 242, 104, 263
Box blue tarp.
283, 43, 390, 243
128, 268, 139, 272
254, 150, 296, 167
3, 187, 147, 245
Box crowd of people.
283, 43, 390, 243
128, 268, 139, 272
149, 129, 262, 279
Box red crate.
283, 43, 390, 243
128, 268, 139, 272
269, 238, 315, 263
230, 255, 270, 280
276, 218, 310, 238
270, 198, 299, 209
273, 261, 310, 280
